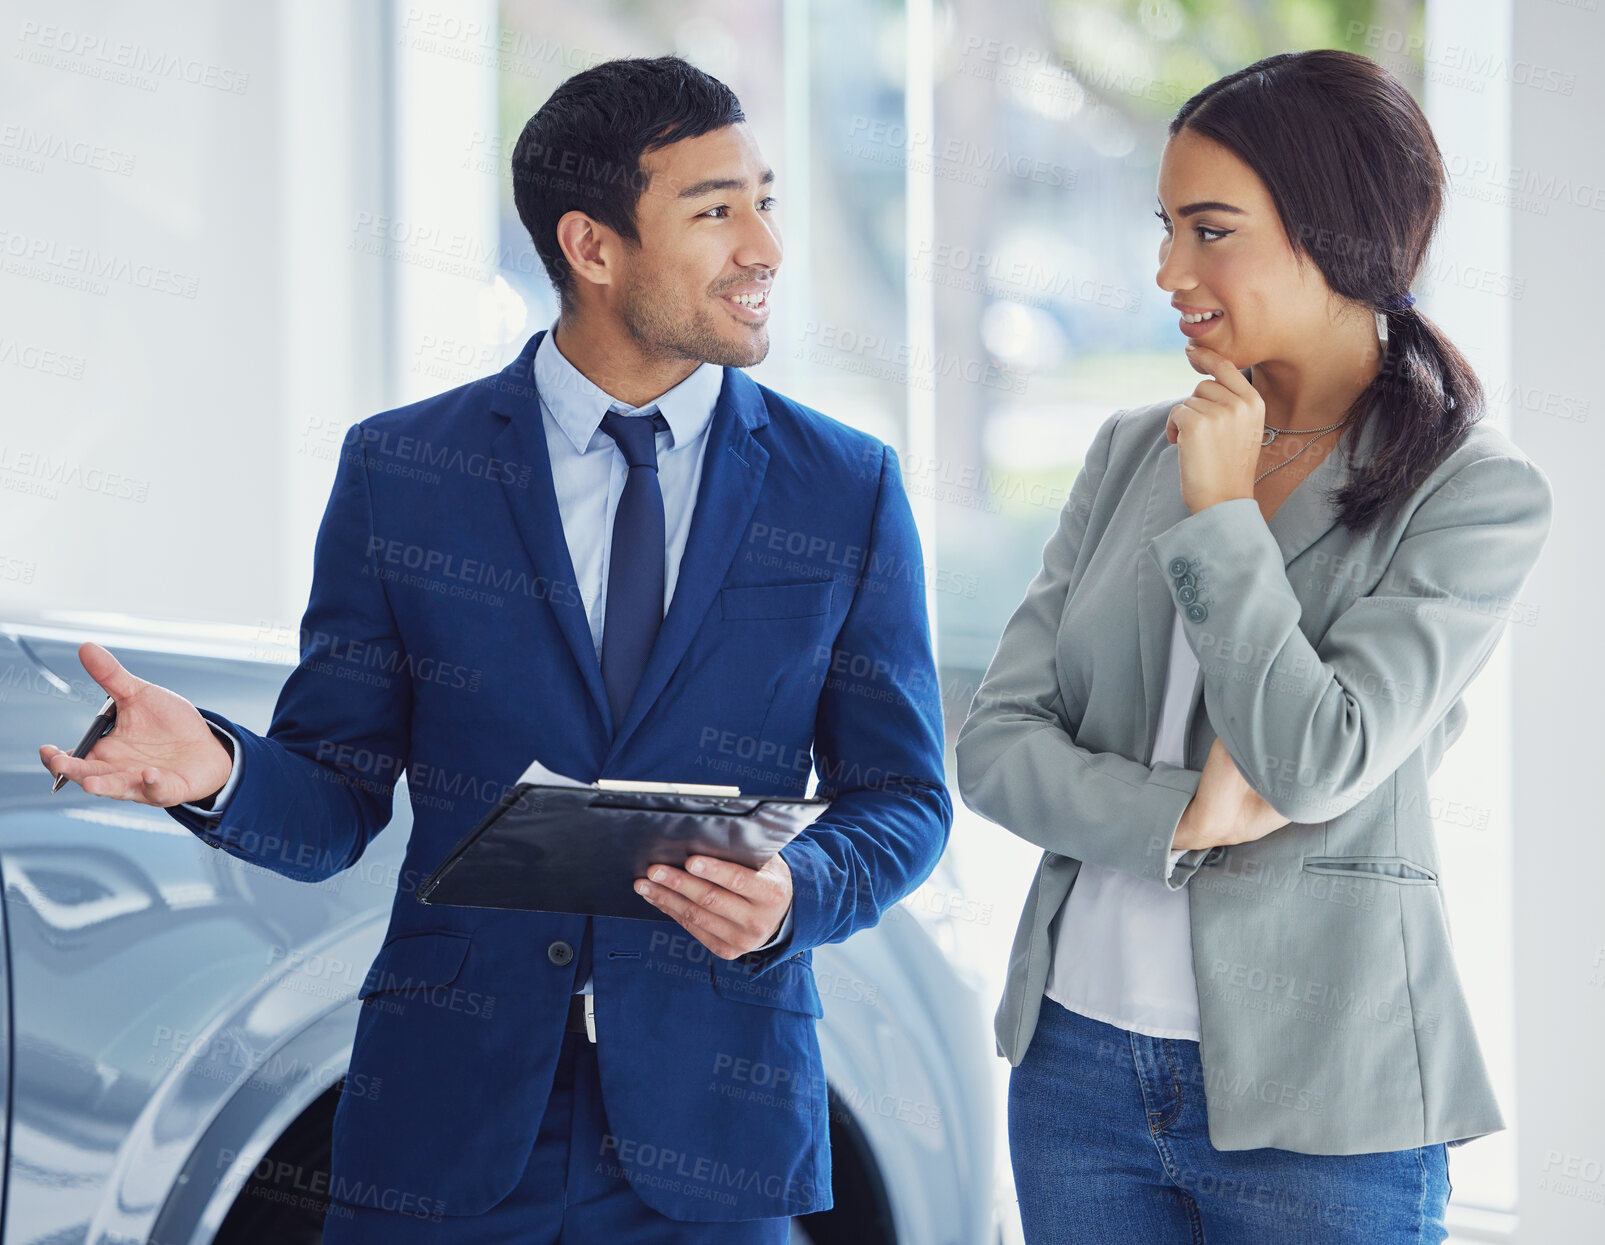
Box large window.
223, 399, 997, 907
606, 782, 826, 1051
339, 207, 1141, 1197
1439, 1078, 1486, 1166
403, 0, 1513, 1227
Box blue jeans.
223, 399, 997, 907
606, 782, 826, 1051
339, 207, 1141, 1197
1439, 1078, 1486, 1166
1009, 997, 1450, 1244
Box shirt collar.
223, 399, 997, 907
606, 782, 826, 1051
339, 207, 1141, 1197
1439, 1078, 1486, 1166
534, 321, 724, 455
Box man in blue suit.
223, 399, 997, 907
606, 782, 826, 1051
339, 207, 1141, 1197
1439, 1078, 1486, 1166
40, 55, 950, 1241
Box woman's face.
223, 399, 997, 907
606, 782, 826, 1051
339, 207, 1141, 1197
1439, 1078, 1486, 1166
1154, 127, 1343, 370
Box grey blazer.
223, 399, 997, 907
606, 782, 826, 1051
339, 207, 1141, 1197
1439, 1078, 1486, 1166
955, 383, 1554, 1155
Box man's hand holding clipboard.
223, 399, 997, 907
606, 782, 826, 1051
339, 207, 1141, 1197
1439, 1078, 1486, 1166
413, 756, 826, 958
632, 850, 793, 960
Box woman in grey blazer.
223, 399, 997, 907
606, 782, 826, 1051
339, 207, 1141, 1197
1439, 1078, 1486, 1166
956, 50, 1553, 1245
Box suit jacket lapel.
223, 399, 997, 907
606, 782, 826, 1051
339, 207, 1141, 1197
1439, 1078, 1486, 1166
1136, 380, 1383, 762
486, 331, 774, 757
489, 330, 614, 733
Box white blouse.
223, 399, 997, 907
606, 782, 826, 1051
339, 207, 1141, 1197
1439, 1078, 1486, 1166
1043, 608, 1203, 1040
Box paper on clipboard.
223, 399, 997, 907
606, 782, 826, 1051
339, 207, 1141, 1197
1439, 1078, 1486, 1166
516, 756, 742, 797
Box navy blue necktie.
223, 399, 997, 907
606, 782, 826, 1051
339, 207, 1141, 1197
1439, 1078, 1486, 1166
575, 405, 668, 997
597, 405, 670, 732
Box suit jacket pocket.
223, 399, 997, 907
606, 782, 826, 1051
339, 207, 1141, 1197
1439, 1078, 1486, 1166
710, 953, 825, 1016
720, 580, 834, 621
359, 929, 472, 999
1301, 855, 1438, 885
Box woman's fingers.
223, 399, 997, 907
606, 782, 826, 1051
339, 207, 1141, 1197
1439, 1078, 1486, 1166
1190, 737, 1290, 846
1183, 343, 1258, 405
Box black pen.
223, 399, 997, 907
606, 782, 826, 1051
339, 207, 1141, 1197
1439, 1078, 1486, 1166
50, 694, 117, 794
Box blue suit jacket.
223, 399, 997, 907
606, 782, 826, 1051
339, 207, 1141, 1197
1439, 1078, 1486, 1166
163, 328, 952, 1221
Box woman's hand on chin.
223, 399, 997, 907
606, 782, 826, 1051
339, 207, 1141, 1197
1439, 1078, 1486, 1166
1167, 343, 1264, 513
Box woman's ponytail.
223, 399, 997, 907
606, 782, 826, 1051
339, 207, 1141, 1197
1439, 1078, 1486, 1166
1333, 303, 1483, 530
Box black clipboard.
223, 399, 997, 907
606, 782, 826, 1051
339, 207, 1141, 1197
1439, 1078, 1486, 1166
414, 767, 828, 921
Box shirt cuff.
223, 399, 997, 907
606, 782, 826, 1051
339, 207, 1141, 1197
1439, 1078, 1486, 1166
1165, 848, 1187, 880
753, 902, 795, 952
178, 723, 241, 818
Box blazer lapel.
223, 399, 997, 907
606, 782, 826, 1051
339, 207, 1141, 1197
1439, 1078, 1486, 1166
1137, 380, 1383, 761
488, 330, 614, 734
605, 367, 772, 759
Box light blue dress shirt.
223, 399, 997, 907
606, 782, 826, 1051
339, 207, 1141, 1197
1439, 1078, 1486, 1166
183, 322, 794, 987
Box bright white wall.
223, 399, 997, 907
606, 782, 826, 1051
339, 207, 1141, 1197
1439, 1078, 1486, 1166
1422, 0, 1520, 1222
1506, 1, 1605, 1241
0, 0, 390, 638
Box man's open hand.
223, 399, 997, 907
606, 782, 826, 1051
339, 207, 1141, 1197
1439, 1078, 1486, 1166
635, 852, 793, 960
38, 641, 234, 808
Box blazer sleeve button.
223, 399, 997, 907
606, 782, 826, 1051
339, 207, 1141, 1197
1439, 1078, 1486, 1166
1168, 557, 1190, 578
1177, 585, 1197, 604
1185, 602, 1209, 623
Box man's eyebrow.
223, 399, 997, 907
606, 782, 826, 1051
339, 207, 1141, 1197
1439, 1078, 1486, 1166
676, 168, 776, 199
1156, 197, 1248, 217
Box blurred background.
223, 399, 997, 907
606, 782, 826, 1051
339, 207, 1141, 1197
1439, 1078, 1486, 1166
1, 0, 1597, 1240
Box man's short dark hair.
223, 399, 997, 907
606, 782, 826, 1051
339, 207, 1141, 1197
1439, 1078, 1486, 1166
511, 55, 746, 304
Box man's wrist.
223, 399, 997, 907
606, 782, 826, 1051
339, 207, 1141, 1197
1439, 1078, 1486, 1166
192, 725, 235, 810
752, 900, 794, 953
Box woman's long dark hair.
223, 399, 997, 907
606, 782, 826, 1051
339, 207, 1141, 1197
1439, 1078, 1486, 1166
1172, 50, 1482, 533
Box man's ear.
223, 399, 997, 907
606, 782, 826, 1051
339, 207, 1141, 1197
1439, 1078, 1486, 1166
555, 210, 616, 294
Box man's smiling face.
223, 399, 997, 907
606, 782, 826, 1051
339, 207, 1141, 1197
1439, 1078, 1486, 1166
612, 122, 782, 368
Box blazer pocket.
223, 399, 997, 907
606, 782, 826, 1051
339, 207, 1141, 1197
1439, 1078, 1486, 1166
710, 955, 825, 1016
1301, 855, 1438, 886
720, 580, 834, 621
359, 929, 472, 999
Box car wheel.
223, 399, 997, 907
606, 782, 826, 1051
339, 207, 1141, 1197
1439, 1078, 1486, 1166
212, 1082, 341, 1244
792, 1091, 896, 1244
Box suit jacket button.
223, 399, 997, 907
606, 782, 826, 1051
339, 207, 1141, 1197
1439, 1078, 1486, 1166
1186, 602, 1208, 623
547, 940, 574, 966
1177, 585, 1197, 604
1168, 557, 1190, 578
1173, 571, 1195, 590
